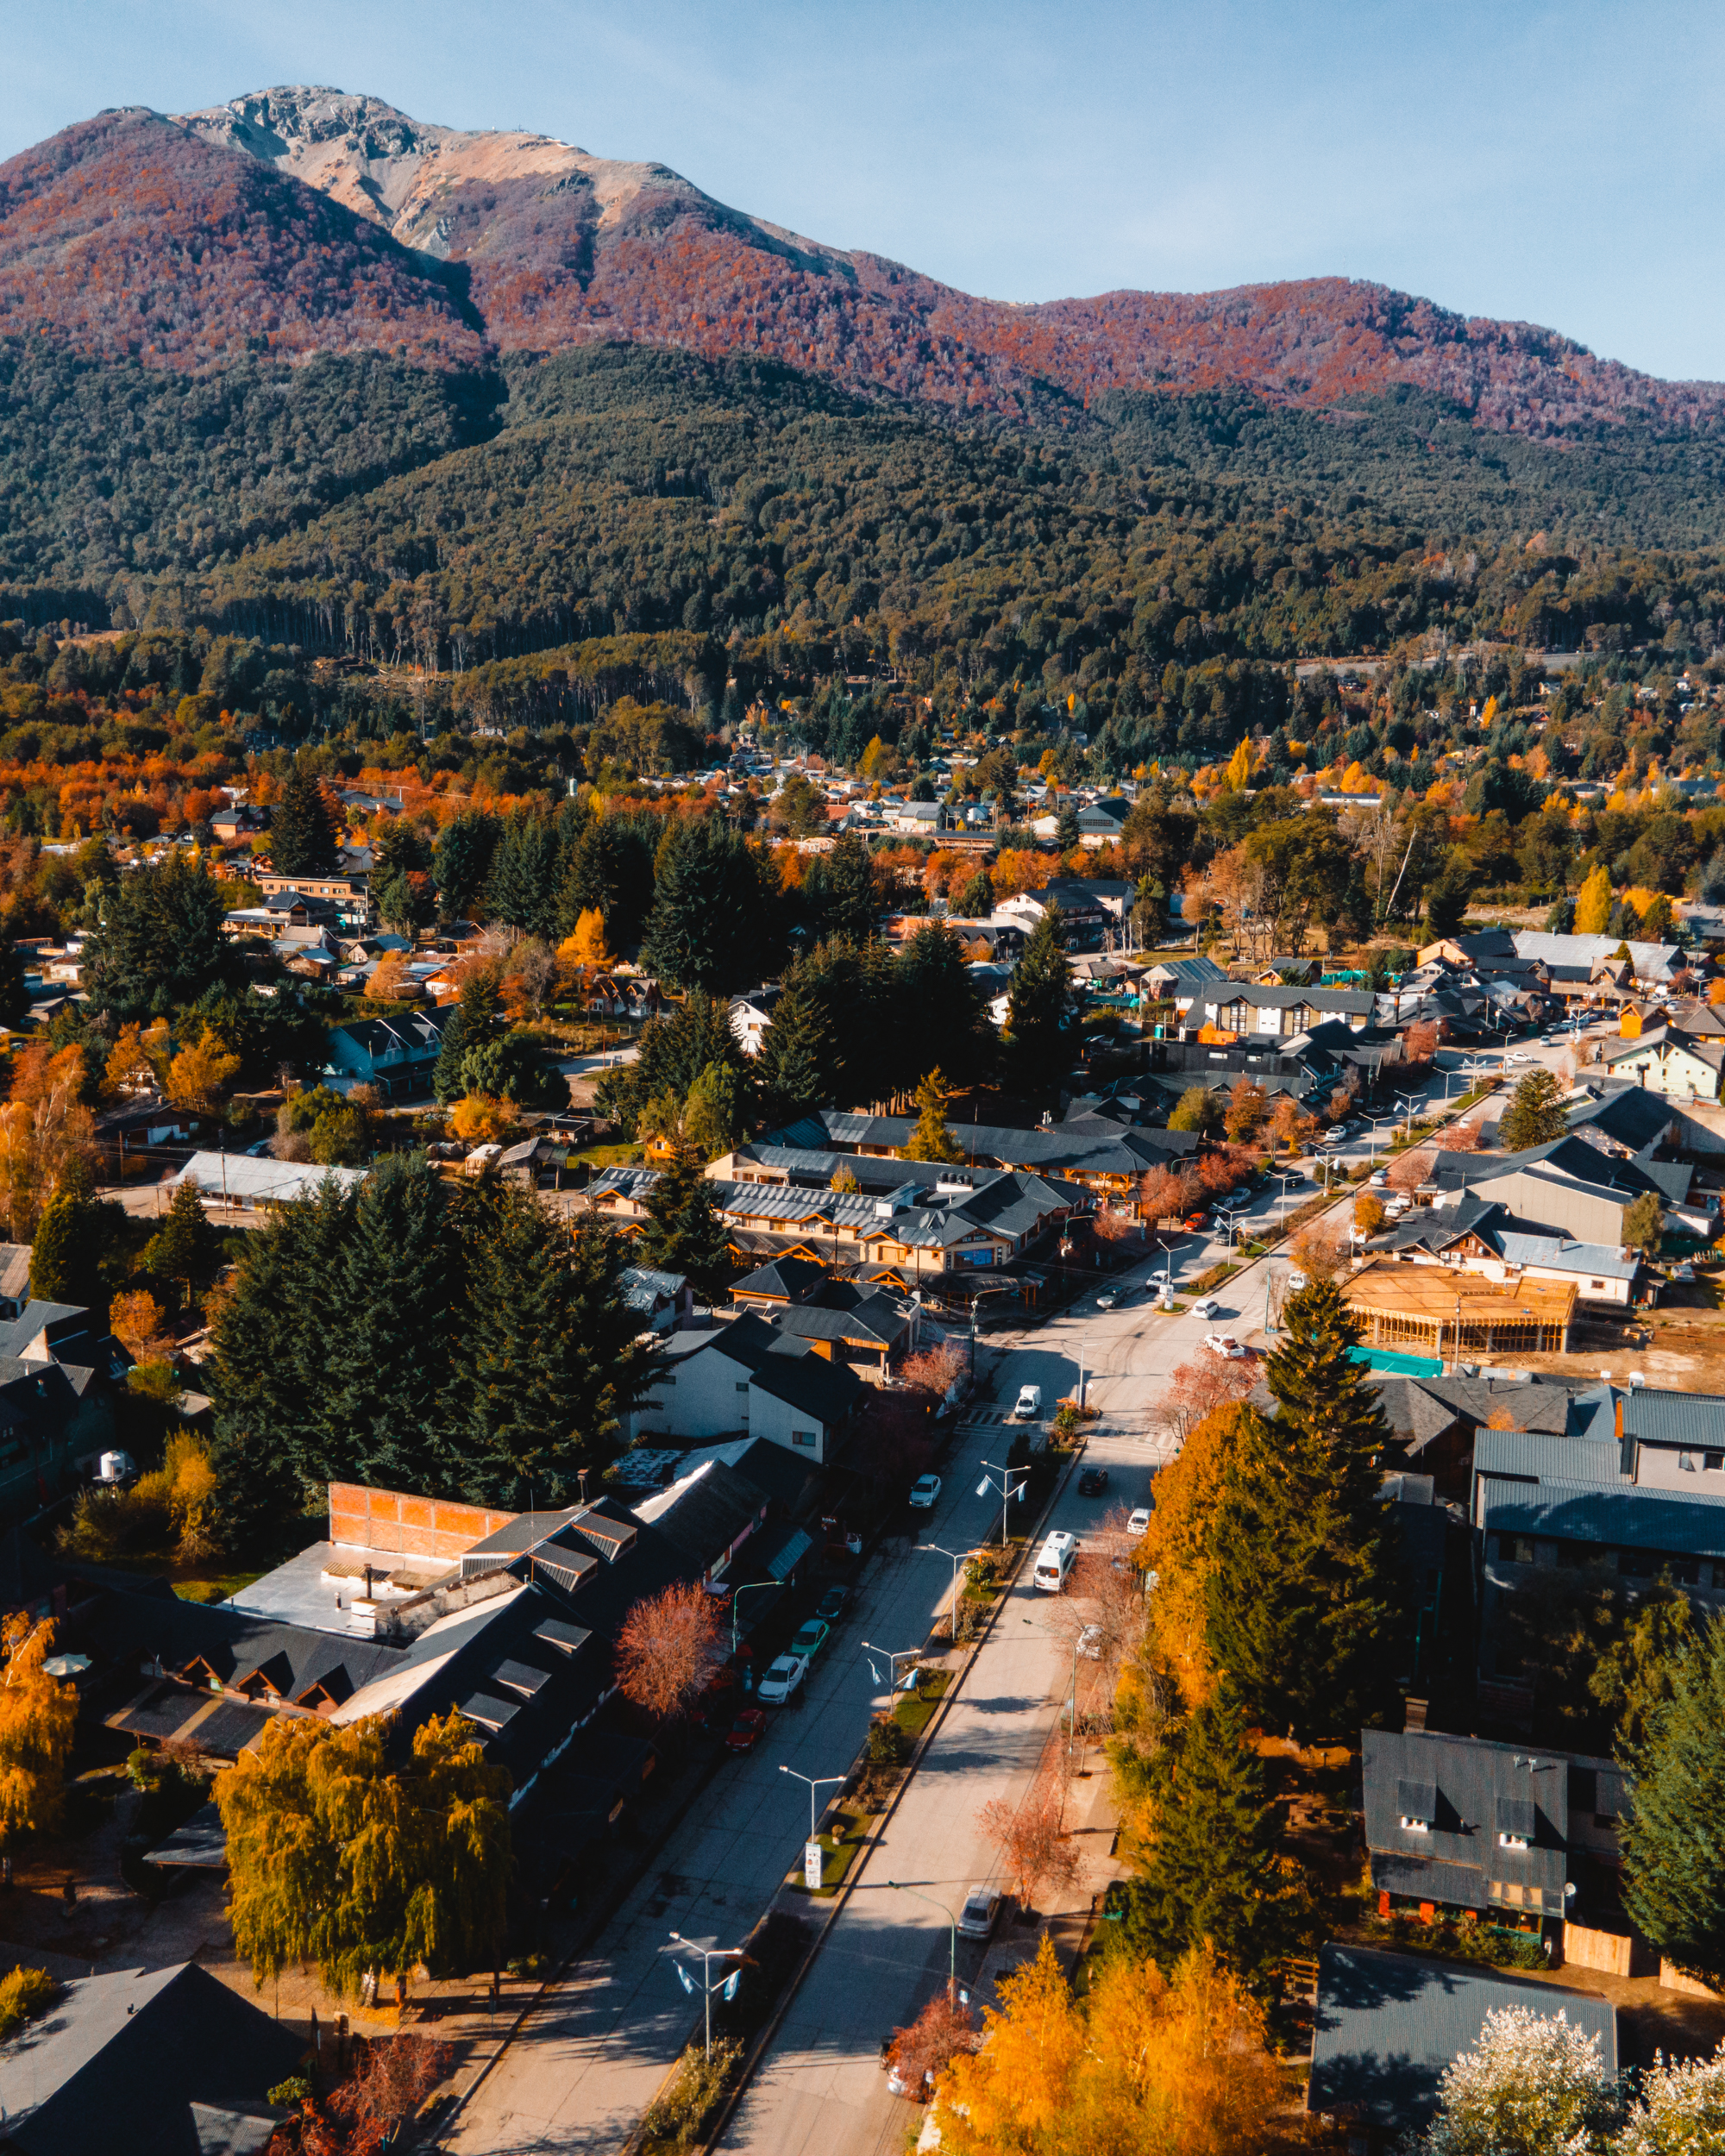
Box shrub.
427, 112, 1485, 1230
641, 2037, 740, 2153
0, 1967, 54, 2040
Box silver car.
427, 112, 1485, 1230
957, 1885, 1002, 1938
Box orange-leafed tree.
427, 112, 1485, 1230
977, 1767, 1083, 1912
0, 1617, 77, 1846
110, 1288, 169, 1360
1137, 1401, 1259, 1710
886, 1993, 979, 2094
613, 1583, 723, 1723
166, 1032, 242, 1115
935, 1934, 1085, 2148
1159, 1356, 1258, 1451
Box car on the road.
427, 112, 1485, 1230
1127, 1507, 1152, 1537
756, 1653, 808, 1705
1182, 1210, 1208, 1230
724, 1708, 767, 1752
1095, 1287, 1122, 1309
1508, 1050, 1534, 1062
815, 1586, 849, 1624
1672, 1261, 1697, 1282
907, 1473, 943, 1509
1076, 1623, 1104, 1660
1013, 1384, 1043, 1420
790, 1619, 831, 1662
887, 2056, 934, 2100
1191, 1296, 1220, 1319
1078, 1466, 1109, 1496
1204, 1332, 1246, 1360
1227, 1186, 1253, 1206
957, 1885, 1002, 1939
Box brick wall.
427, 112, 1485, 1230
328, 1481, 516, 1564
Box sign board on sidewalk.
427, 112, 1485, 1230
805, 1839, 824, 1890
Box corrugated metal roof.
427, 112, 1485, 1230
1625, 1389, 1725, 1448
1493, 1234, 1637, 1281
174, 1152, 369, 1202
1511, 929, 1678, 978
1474, 1428, 1623, 1485
1484, 1478, 1725, 1557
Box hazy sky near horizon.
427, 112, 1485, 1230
6, 0, 1721, 381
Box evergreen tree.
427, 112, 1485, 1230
755, 965, 839, 1125
634, 990, 747, 1103
956, 869, 995, 917
1004, 904, 1074, 1106
1622, 1612, 1725, 1988
1122, 1683, 1307, 1988
800, 832, 878, 945
642, 818, 779, 993
484, 810, 563, 939
683, 1062, 746, 1158
143, 1181, 216, 1312
85, 852, 232, 1018
432, 962, 506, 1106
1500, 1067, 1569, 1150
28, 1189, 122, 1311
905, 1068, 963, 1162
1205, 1278, 1396, 1737
431, 809, 500, 924
895, 923, 990, 1094
268, 761, 341, 875
1423, 855, 1473, 940
0, 943, 28, 1034
455, 1188, 658, 1507
557, 810, 657, 945
330, 1156, 455, 1492
637, 1142, 731, 1298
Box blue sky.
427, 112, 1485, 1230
6, 0, 1719, 381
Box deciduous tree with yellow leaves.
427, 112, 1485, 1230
934, 1934, 1279, 2156
0, 1617, 76, 1846
1575, 862, 1615, 936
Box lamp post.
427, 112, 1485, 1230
861, 1640, 921, 1694
976, 1461, 1029, 1551
665, 1933, 744, 2054
887, 1880, 959, 2001
919, 1543, 967, 1639
1396, 1090, 1421, 1138
778, 1762, 844, 1841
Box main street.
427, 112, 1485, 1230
439, 1038, 1510, 2155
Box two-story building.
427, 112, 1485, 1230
321, 1007, 451, 1100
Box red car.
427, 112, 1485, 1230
725, 1708, 767, 1752
1182, 1212, 1208, 1231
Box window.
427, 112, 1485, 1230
1400, 1815, 1431, 1833
1708, 1452, 1724, 1473
1498, 1831, 1529, 1851
791, 1430, 817, 1448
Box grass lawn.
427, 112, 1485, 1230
787, 1808, 876, 1896
562, 1139, 643, 1173
892, 1668, 951, 1742
92, 1551, 264, 1606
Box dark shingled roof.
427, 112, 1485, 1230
1310, 1943, 1616, 2130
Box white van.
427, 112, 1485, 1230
1013, 1384, 1043, 1420
1033, 1530, 1079, 1593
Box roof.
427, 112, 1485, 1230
1492, 1233, 1638, 1282
770, 1290, 910, 1348
1208, 983, 1376, 1016
731, 1257, 828, 1303
748, 1344, 867, 1425
1484, 1479, 1725, 1558
1309, 1943, 1617, 2129
0, 1960, 304, 2156
172, 1153, 369, 1203
1511, 929, 1680, 981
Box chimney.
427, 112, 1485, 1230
1615, 1394, 1624, 1443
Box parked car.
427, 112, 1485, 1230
815, 1586, 849, 1624
1077, 1623, 1104, 1660
1078, 1466, 1109, 1496
1227, 1186, 1253, 1206
724, 1708, 767, 1752
1671, 1262, 1697, 1282
1095, 1288, 1120, 1309
1204, 1333, 1246, 1360
1191, 1296, 1220, 1319
1127, 1507, 1152, 1537
790, 1619, 831, 1662
957, 1886, 1002, 1939
887, 2057, 934, 2100
1013, 1384, 1043, 1420
908, 1473, 942, 1510
757, 1653, 808, 1705
1287, 1269, 1308, 1291
1182, 1210, 1208, 1230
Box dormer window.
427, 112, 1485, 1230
1498, 1830, 1529, 1850
1401, 1814, 1432, 1833
1396, 1776, 1437, 1836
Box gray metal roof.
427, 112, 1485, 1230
1511, 929, 1679, 980
1474, 1426, 1623, 1486
1310, 1944, 1617, 2128
1484, 1478, 1725, 1557
1492, 1234, 1638, 1282
1362, 1728, 1580, 1916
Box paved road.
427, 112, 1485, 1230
438, 1045, 1491, 2155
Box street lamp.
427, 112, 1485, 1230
861, 1640, 922, 1693
664, 1933, 743, 2054
975, 1460, 1029, 1550
1396, 1090, 1421, 1137
778, 1762, 845, 1841
887, 1880, 959, 2001
919, 1544, 968, 1638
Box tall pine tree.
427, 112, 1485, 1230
1004, 903, 1073, 1106
895, 922, 989, 1097
1621, 1614, 1725, 1988
432, 809, 500, 924
484, 810, 563, 939
433, 962, 506, 1105
329, 1156, 455, 1492
637, 1142, 731, 1298
904, 1069, 963, 1162
641, 819, 779, 993
1121, 1682, 1308, 1988
1204, 1278, 1397, 1739
269, 761, 341, 876
756, 965, 839, 1126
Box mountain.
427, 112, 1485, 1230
0, 85, 1710, 439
